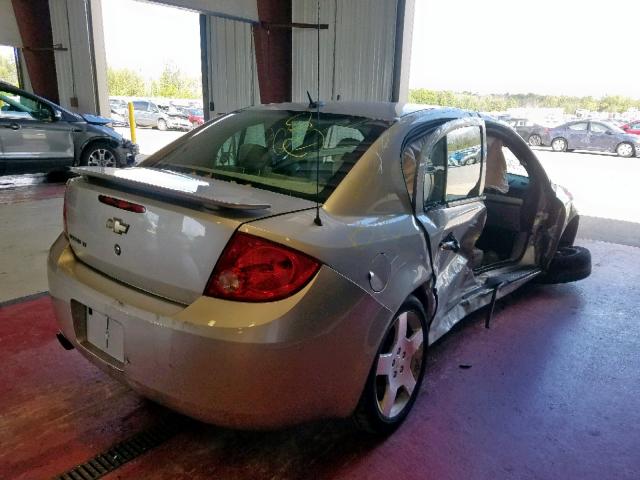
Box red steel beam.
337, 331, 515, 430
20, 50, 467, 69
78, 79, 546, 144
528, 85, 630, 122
253, 0, 292, 104
11, 0, 59, 103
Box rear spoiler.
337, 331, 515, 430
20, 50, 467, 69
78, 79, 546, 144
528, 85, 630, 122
71, 167, 271, 211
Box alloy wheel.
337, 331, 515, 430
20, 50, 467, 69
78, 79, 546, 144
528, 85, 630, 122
87, 148, 116, 167
617, 143, 633, 158
552, 138, 567, 152
529, 134, 542, 146
374, 311, 424, 419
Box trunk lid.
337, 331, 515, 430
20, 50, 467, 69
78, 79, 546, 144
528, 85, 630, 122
66, 167, 314, 304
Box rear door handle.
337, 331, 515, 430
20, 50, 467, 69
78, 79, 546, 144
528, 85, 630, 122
439, 234, 460, 252
0, 123, 20, 130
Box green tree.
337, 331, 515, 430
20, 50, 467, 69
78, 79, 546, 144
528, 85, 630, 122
155, 63, 200, 99
107, 67, 146, 96
409, 88, 640, 114
0, 50, 19, 86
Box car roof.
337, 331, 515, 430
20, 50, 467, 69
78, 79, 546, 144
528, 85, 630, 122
0, 80, 80, 119
249, 101, 462, 122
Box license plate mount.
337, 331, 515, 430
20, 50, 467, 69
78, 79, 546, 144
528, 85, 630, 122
86, 308, 125, 363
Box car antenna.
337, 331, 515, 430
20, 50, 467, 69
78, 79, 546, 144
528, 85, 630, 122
312, 0, 323, 226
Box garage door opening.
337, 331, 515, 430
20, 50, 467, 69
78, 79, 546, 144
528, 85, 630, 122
408, 0, 640, 244
101, 0, 203, 156
0, 45, 20, 87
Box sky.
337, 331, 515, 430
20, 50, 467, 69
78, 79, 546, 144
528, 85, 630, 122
409, 0, 640, 97
101, 0, 201, 79
100, 0, 640, 99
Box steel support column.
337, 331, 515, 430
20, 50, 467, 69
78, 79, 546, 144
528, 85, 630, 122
252, 0, 292, 103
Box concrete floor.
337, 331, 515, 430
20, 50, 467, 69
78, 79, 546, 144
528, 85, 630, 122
1, 148, 640, 478
1, 239, 639, 479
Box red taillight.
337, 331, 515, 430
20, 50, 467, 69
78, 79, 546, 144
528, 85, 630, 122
98, 195, 146, 213
204, 232, 321, 302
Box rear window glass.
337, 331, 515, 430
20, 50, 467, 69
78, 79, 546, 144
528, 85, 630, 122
142, 109, 388, 202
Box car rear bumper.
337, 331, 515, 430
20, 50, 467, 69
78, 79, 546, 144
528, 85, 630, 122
47, 234, 391, 429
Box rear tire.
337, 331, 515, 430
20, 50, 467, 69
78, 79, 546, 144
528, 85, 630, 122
538, 246, 591, 284
353, 296, 427, 435
528, 134, 542, 147
551, 137, 568, 152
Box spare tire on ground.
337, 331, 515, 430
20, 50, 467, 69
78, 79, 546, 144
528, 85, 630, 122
537, 246, 591, 284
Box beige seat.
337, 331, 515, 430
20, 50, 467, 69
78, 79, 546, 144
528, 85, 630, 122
484, 137, 509, 193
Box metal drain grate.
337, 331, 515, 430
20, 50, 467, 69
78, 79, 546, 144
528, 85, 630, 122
54, 416, 184, 480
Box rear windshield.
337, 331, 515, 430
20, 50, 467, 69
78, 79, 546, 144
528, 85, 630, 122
142, 109, 389, 202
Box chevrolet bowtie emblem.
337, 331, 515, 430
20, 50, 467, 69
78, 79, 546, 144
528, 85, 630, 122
106, 218, 130, 235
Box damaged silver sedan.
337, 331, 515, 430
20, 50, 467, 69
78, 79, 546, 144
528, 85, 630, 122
48, 102, 590, 434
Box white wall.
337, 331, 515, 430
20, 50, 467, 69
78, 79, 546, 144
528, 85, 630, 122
205, 15, 259, 116
0, 0, 22, 47
49, 0, 109, 115
292, 0, 413, 103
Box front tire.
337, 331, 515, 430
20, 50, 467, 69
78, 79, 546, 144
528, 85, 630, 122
551, 137, 568, 152
616, 142, 634, 158
353, 296, 427, 435
157, 118, 167, 131
528, 134, 542, 147
538, 246, 591, 284
80, 141, 120, 167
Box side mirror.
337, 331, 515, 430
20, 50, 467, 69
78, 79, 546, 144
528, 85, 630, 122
606, 130, 613, 135
53, 110, 62, 121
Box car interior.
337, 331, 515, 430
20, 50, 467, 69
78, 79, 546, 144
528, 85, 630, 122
473, 131, 536, 270
402, 126, 538, 272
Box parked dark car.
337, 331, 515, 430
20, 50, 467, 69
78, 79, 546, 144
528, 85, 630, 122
0, 82, 137, 175
549, 120, 640, 157
621, 120, 640, 135
507, 118, 550, 146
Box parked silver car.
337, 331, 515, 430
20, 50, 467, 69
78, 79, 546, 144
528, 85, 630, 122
49, 102, 590, 434
0, 82, 137, 174
131, 100, 190, 131
549, 120, 640, 157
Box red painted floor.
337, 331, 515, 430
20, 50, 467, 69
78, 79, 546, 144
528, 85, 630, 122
1, 240, 639, 479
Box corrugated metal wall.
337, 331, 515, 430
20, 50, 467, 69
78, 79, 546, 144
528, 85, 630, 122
291, 0, 336, 102
205, 15, 259, 116
292, 0, 398, 103
49, 0, 106, 114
